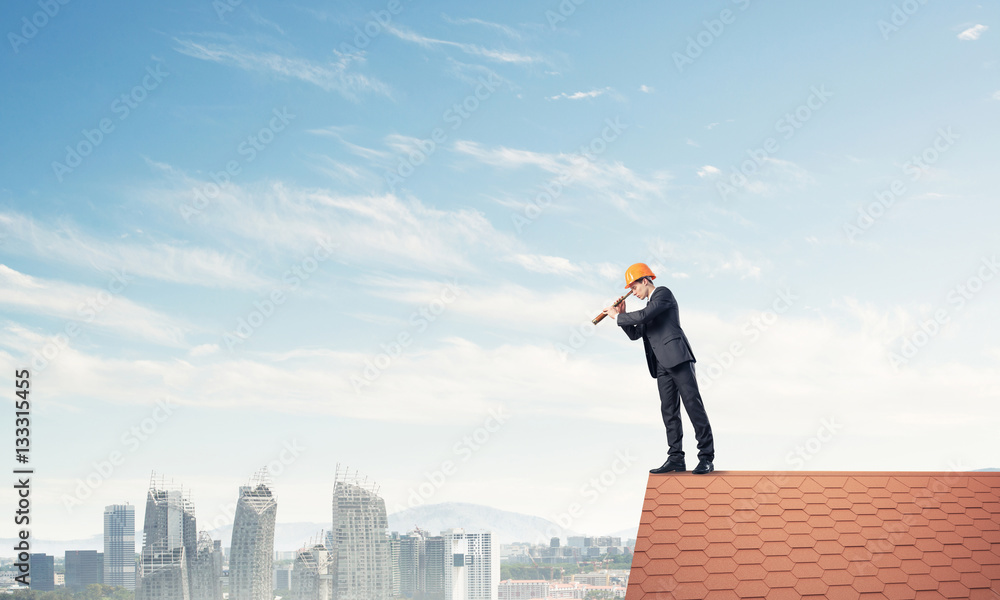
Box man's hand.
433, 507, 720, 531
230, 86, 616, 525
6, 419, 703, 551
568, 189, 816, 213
604, 300, 625, 320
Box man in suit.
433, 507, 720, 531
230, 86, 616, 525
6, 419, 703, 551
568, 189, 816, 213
604, 263, 715, 474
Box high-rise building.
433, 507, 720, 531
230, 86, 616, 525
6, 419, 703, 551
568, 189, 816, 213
189, 532, 223, 600
444, 533, 468, 600
104, 504, 136, 590
396, 530, 426, 597
65, 550, 104, 590
138, 546, 190, 600
28, 554, 54, 591
291, 544, 334, 600
229, 470, 277, 600
274, 567, 292, 591
390, 527, 498, 600
137, 476, 198, 600
441, 529, 499, 600
330, 468, 391, 600
424, 536, 447, 600
388, 532, 401, 598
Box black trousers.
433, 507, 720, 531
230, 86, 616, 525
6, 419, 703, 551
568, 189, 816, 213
655, 360, 714, 462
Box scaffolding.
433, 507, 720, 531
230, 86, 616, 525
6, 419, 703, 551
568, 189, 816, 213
229, 467, 277, 600
292, 544, 335, 600
331, 465, 391, 600
137, 472, 197, 600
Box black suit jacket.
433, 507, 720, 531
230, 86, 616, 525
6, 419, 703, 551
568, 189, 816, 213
617, 286, 696, 378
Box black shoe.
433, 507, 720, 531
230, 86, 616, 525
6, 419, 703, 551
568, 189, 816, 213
692, 460, 714, 474
650, 459, 686, 474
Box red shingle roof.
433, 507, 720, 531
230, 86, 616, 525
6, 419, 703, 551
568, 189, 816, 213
626, 471, 1000, 599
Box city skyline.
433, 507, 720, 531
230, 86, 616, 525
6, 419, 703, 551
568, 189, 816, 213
1, 469, 628, 560
2, 0, 999, 548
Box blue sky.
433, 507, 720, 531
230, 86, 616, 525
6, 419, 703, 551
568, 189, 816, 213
1, 0, 999, 545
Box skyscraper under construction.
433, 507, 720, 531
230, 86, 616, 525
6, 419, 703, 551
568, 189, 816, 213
136, 474, 222, 600
136, 476, 197, 600
229, 470, 277, 600
291, 543, 334, 600
331, 467, 391, 600
189, 533, 224, 600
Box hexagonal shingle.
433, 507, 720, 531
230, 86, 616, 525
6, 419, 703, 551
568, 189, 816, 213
671, 581, 710, 600
796, 569, 831, 590
626, 472, 1000, 600
703, 542, 737, 558
733, 579, 768, 597
760, 555, 794, 573
704, 528, 736, 544
762, 570, 796, 588
703, 572, 738, 591
673, 565, 708, 583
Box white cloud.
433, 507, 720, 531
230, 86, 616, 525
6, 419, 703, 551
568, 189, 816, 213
445, 58, 511, 91
686, 138, 700, 148
384, 134, 436, 156
441, 15, 522, 40
308, 155, 382, 188
452, 141, 669, 217
711, 251, 762, 279
10, 294, 1000, 541
358, 276, 623, 332
740, 157, 814, 196
246, 8, 285, 35
307, 127, 392, 162
0, 265, 187, 346
639, 85, 653, 94
644, 237, 768, 281
453, 140, 562, 170
386, 25, 539, 64
506, 254, 583, 276
172, 39, 390, 100
356, 275, 613, 330
144, 171, 518, 276
596, 262, 620, 283
697, 165, 721, 178
993, 90, 1000, 101
190, 343, 220, 357
0, 211, 268, 290
958, 24, 988, 40
548, 87, 613, 101
8, 304, 998, 461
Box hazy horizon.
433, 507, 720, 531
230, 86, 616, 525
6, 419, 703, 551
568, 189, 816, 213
2, 0, 998, 545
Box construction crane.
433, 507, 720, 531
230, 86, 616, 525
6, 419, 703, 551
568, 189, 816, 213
526, 550, 556, 581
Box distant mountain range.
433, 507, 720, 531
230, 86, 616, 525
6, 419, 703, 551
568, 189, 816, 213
2, 502, 636, 556
387, 502, 585, 545
18, 470, 1000, 558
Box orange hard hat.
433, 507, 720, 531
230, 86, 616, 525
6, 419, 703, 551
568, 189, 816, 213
624, 263, 656, 288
